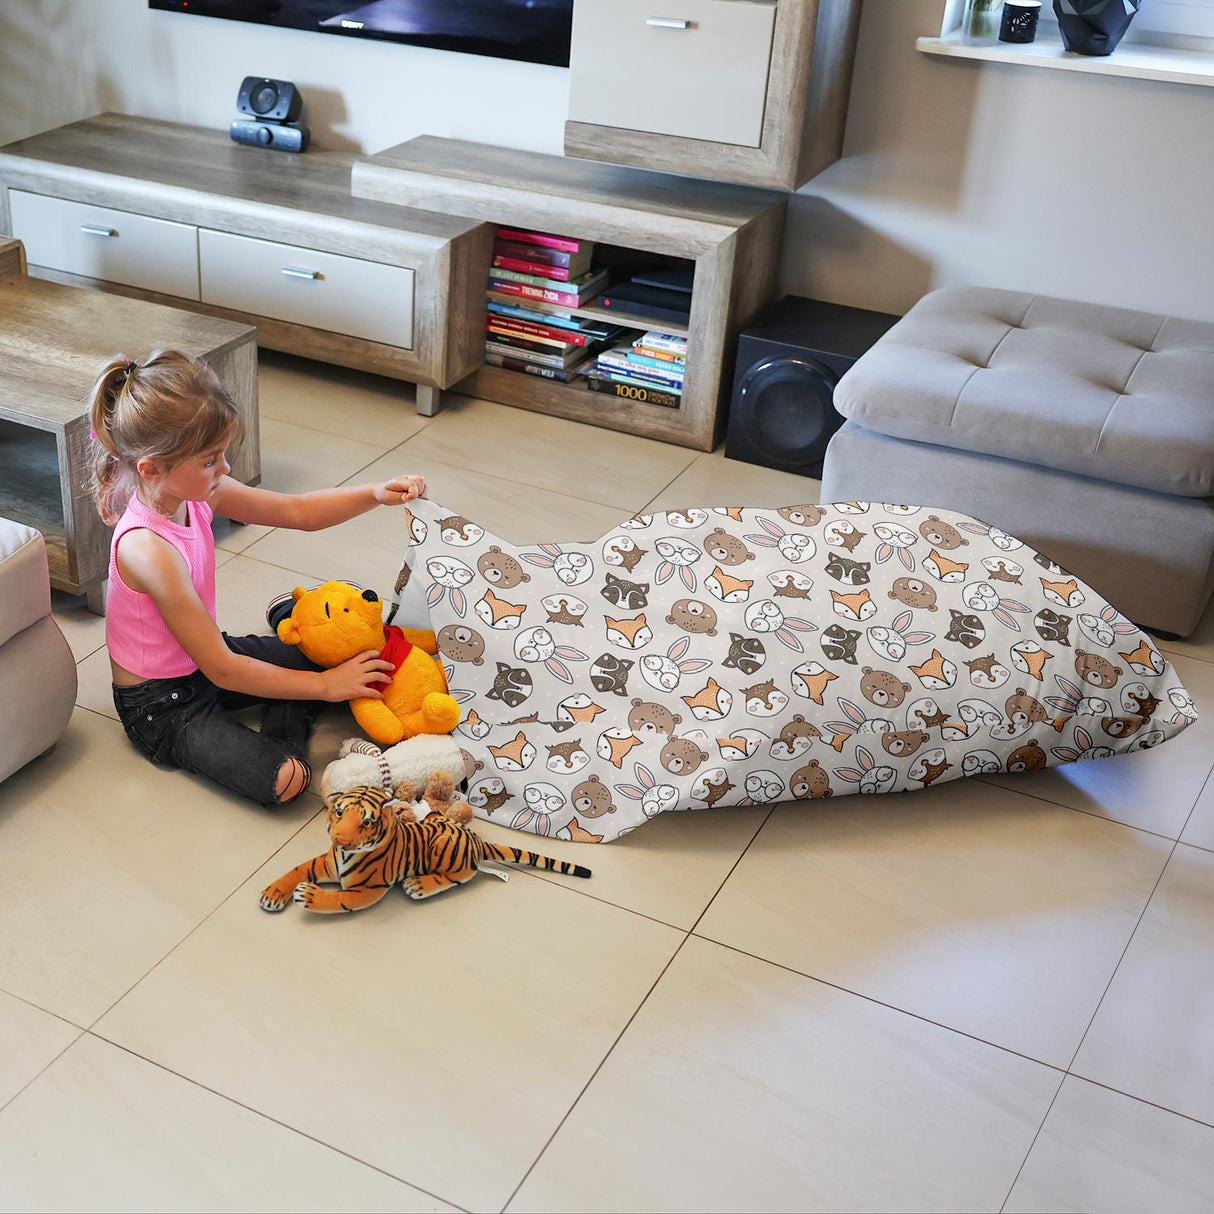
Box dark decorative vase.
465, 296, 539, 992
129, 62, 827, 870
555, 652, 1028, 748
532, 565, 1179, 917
1053, 0, 1141, 55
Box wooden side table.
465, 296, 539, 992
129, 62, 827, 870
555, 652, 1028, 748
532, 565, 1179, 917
0, 238, 258, 612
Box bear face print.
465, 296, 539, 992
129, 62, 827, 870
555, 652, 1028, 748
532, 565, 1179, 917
702, 528, 755, 566
771, 714, 821, 759
601, 573, 650, 610
790, 759, 832, 799
475, 546, 531, 590
881, 728, 930, 758
1004, 688, 1049, 731
918, 515, 968, 550
571, 775, 616, 818
860, 666, 911, 708
627, 698, 682, 738
778, 505, 826, 527
1006, 739, 1047, 774
1075, 650, 1123, 689
660, 735, 709, 776
667, 598, 718, 636
888, 577, 938, 611
437, 624, 486, 665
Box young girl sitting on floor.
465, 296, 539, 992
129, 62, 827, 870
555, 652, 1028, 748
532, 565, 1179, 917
89, 349, 427, 808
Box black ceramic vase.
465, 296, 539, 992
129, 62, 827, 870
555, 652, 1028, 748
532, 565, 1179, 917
1053, 0, 1141, 55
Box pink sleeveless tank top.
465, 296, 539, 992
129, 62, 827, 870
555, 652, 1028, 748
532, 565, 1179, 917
106, 495, 217, 679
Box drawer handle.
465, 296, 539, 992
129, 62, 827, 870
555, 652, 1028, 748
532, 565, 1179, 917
647, 16, 691, 28
281, 266, 320, 280
80, 223, 116, 238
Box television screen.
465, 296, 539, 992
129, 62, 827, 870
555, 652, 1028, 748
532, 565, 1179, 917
149, 0, 575, 67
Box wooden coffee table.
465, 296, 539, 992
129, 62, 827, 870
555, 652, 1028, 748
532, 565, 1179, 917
0, 238, 258, 612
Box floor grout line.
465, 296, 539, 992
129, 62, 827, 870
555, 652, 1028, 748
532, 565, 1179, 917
687, 931, 1073, 1075
80, 1035, 472, 1212
499, 932, 694, 1213
499, 804, 774, 1212
998, 1069, 1069, 1213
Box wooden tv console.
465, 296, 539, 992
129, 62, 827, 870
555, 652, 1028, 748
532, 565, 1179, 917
0, 114, 789, 450
0, 114, 492, 416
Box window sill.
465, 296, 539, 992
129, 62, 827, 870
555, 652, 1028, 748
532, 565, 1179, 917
916, 28, 1214, 87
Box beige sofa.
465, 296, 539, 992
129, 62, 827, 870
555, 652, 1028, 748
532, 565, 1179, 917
824, 287, 1214, 637
0, 518, 76, 784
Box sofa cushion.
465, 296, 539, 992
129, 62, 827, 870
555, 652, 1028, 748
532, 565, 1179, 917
833, 287, 1214, 498
393, 498, 1195, 843
0, 518, 52, 649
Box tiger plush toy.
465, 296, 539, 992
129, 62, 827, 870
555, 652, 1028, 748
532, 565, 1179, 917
259, 771, 591, 914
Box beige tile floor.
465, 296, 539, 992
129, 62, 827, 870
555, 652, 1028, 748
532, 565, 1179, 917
4, 353, 1213, 1213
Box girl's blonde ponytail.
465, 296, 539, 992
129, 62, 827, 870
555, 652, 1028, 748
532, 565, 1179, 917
84, 351, 242, 524
87, 357, 137, 524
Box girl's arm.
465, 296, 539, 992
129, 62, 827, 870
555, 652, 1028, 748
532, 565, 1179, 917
116, 529, 393, 701
210, 474, 426, 532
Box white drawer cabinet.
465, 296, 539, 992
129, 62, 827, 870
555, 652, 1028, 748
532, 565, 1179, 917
0, 116, 494, 412
9, 189, 200, 299
568, 0, 776, 148
564, 0, 863, 191
199, 229, 415, 349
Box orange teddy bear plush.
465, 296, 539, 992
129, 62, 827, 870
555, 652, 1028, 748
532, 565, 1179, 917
276, 581, 460, 746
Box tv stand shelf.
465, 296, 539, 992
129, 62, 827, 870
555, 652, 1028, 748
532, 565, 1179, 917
352, 136, 787, 451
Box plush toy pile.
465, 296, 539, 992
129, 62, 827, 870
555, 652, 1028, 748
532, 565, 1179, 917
276, 581, 459, 745
259, 766, 590, 914
383, 498, 1196, 843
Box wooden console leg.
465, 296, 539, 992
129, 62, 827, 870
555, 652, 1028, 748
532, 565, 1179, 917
415, 384, 441, 417
85, 583, 106, 616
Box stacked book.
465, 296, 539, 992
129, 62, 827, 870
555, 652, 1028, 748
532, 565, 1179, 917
585, 330, 688, 408
484, 227, 616, 382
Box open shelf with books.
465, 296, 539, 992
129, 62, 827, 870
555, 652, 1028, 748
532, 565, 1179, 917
351, 135, 788, 450
483, 226, 694, 409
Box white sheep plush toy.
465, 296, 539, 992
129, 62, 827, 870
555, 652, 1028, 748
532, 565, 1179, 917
320, 734, 465, 802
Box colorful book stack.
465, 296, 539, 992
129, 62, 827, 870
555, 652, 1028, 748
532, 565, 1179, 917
484, 227, 616, 382
585, 330, 688, 408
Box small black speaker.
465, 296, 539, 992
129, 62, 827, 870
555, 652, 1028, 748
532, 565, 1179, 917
726, 296, 900, 477
236, 76, 303, 123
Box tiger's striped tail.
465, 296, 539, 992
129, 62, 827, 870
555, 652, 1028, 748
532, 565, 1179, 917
481, 843, 591, 879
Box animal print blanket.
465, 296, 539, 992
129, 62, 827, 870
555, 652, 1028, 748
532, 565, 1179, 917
389, 498, 1195, 842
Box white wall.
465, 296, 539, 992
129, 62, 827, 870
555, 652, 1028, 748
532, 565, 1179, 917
0, 0, 570, 154
787, 0, 1214, 321
1, 0, 1212, 322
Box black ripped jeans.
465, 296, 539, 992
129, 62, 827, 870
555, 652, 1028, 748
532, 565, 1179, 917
112, 633, 324, 807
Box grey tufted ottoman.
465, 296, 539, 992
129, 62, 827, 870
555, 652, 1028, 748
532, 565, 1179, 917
822, 287, 1214, 636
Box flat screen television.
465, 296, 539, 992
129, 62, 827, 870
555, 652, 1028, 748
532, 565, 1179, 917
148, 0, 574, 67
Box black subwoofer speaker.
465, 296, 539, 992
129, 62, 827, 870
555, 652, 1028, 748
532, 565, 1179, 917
726, 296, 900, 477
